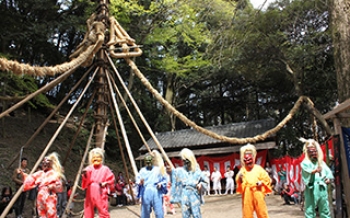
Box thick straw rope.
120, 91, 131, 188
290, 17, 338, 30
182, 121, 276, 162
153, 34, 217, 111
0, 14, 104, 76
0, 12, 331, 146
125, 58, 319, 145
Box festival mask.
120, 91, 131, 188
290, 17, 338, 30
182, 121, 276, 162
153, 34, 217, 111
243, 153, 254, 166
91, 154, 103, 166
183, 158, 191, 170
307, 147, 317, 161
144, 155, 153, 170
42, 157, 51, 171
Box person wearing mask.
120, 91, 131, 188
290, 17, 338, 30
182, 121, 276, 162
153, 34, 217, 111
236, 144, 272, 218
171, 148, 208, 218
136, 150, 167, 218
300, 138, 334, 218
81, 148, 116, 218
21, 153, 65, 218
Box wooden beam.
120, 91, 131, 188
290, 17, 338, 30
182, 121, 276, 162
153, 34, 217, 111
323, 98, 350, 120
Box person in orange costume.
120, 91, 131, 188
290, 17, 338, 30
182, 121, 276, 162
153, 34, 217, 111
82, 148, 115, 218
22, 152, 64, 218
236, 144, 272, 218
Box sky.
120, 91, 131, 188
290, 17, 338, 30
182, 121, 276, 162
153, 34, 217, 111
250, 0, 276, 9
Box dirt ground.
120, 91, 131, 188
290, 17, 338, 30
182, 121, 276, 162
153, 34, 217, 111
1, 192, 304, 218
109, 194, 305, 218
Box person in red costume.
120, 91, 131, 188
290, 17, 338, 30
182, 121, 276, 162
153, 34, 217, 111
236, 144, 272, 218
22, 152, 64, 218
82, 148, 115, 218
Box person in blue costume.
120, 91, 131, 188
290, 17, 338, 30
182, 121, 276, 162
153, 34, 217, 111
136, 150, 167, 218
171, 148, 208, 218
300, 138, 334, 218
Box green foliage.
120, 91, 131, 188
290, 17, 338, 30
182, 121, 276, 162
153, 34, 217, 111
0, 73, 53, 109
0, 0, 339, 158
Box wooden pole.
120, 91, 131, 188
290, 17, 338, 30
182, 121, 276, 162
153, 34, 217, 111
94, 0, 109, 148
62, 125, 95, 218
106, 72, 138, 176
333, 118, 350, 217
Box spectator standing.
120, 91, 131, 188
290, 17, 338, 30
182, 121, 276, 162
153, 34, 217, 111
27, 164, 42, 218
277, 165, 287, 193
265, 162, 276, 194
264, 162, 272, 178
12, 157, 30, 218
211, 167, 222, 195
224, 166, 235, 195
202, 166, 211, 195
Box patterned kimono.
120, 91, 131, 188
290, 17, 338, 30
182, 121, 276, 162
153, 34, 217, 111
236, 165, 271, 218
301, 160, 333, 218
171, 165, 208, 218
136, 166, 167, 218
23, 169, 62, 218
82, 164, 115, 218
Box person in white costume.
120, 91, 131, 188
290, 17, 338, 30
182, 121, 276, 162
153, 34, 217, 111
211, 167, 222, 195
202, 166, 211, 195
224, 166, 235, 195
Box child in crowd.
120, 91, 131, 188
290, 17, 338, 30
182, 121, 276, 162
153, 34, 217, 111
0, 186, 13, 216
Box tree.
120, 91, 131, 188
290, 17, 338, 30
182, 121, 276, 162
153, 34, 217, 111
330, 0, 350, 107
329, 0, 350, 213
202, 0, 336, 153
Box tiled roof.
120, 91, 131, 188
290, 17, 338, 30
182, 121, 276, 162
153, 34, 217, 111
139, 118, 276, 152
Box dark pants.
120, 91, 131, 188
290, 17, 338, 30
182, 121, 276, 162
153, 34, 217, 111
116, 194, 126, 205
28, 187, 38, 217
283, 194, 298, 204
14, 191, 27, 216
0, 202, 13, 216
57, 192, 67, 217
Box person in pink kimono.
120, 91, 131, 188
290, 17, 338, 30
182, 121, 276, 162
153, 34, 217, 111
21, 152, 65, 218
82, 148, 115, 218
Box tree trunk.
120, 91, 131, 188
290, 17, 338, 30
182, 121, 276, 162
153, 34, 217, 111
165, 73, 176, 131
330, 0, 350, 106
329, 0, 350, 215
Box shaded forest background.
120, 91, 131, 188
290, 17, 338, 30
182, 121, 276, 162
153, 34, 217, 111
0, 0, 344, 165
